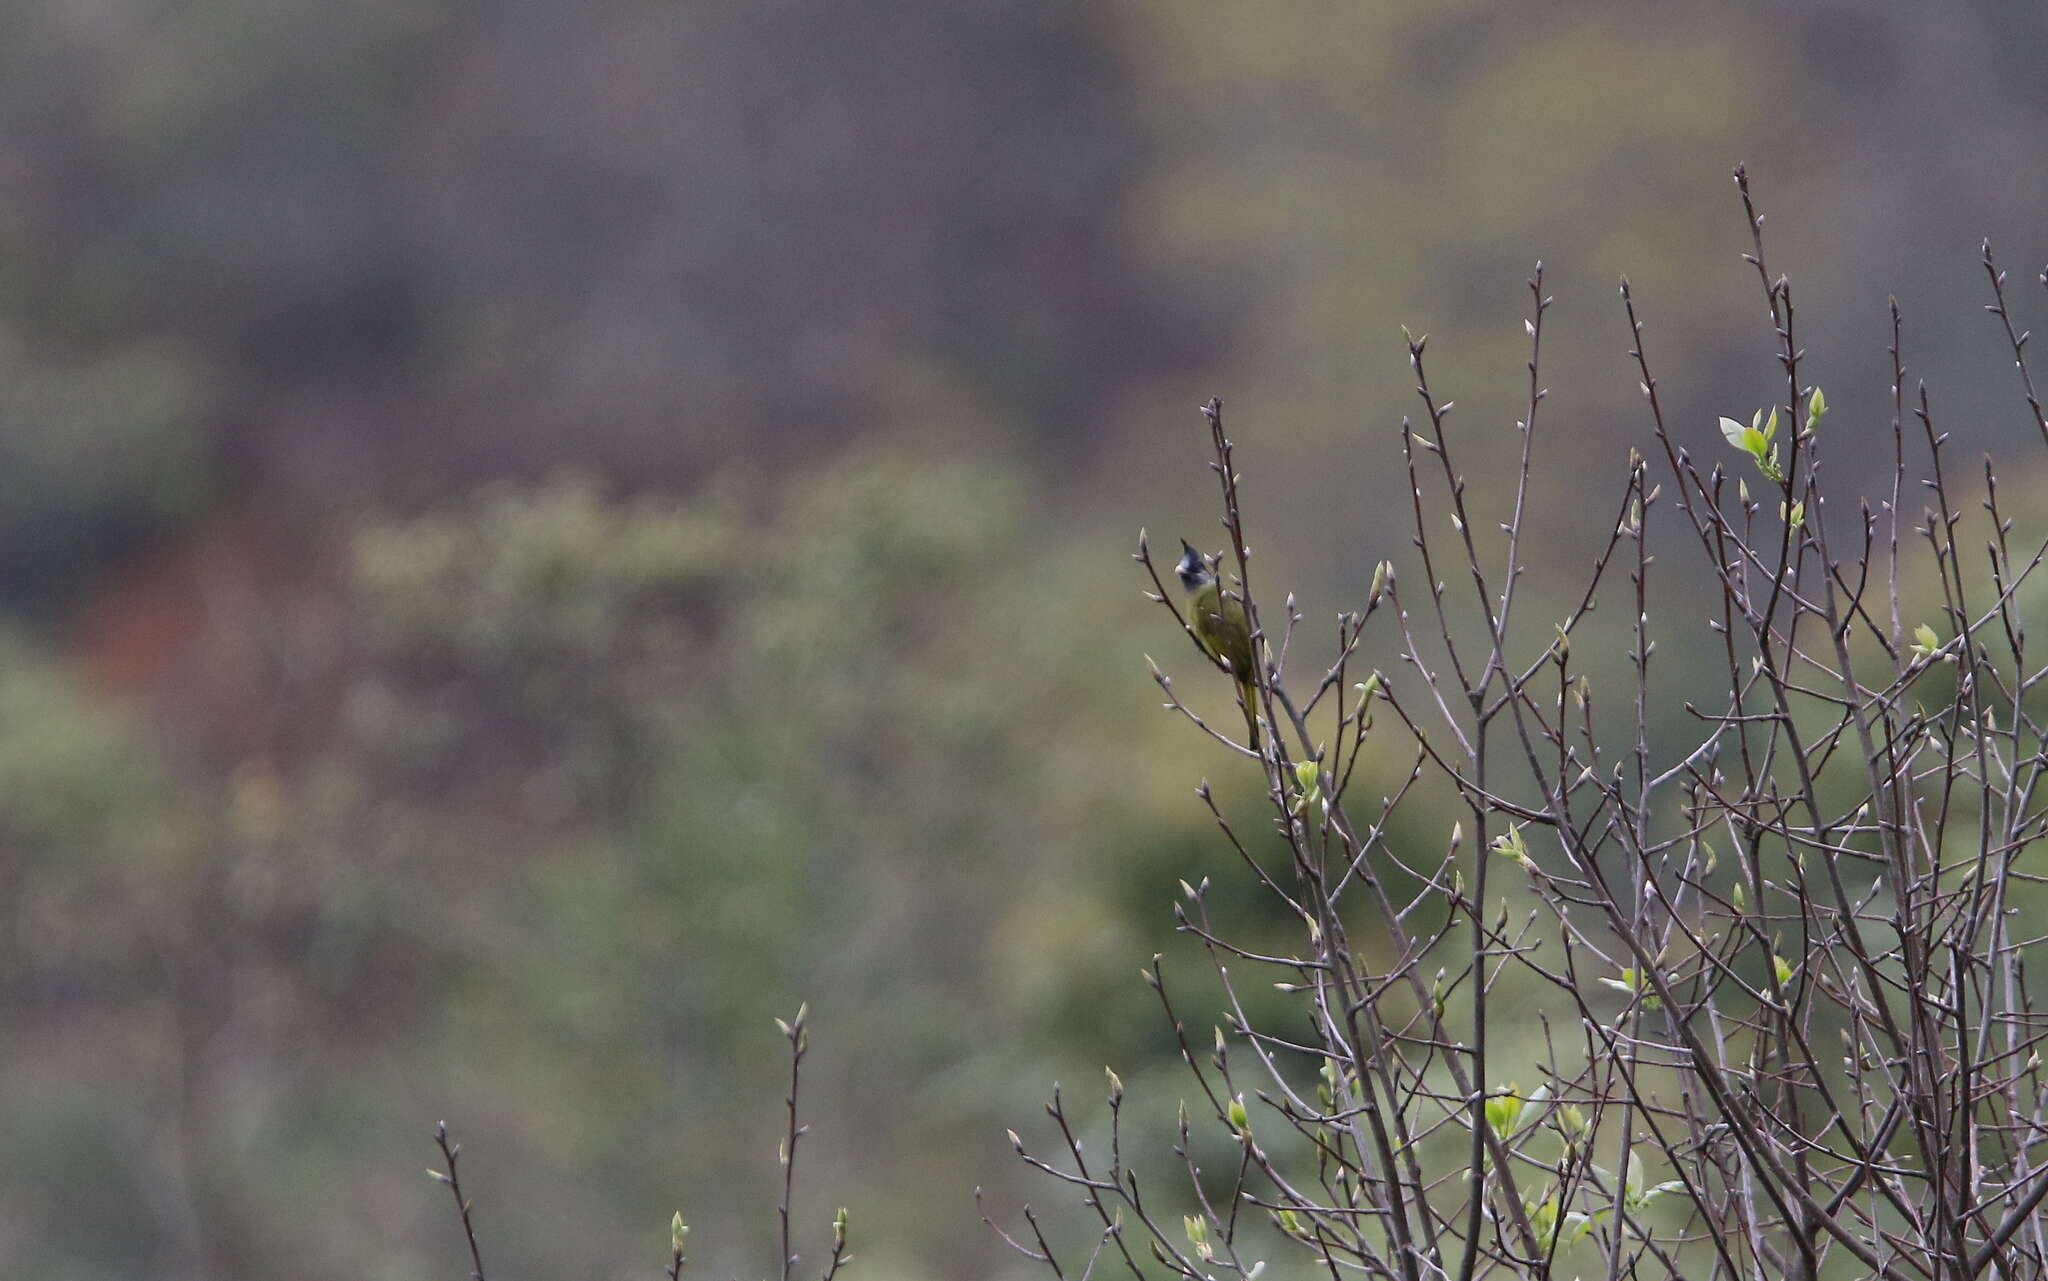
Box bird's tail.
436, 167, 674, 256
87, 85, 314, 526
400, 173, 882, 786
1237, 674, 1262, 751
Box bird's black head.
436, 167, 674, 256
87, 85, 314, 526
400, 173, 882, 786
1176, 540, 1213, 592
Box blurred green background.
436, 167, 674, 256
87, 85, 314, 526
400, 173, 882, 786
4, 2, 2047, 1277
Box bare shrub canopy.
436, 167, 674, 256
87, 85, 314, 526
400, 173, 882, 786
995, 168, 2048, 1281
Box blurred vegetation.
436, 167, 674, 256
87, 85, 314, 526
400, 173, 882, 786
0, 337, 217, 604
0, 1, 2044, 1278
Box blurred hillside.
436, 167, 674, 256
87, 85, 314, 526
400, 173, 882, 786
3, 2, 2048, 1278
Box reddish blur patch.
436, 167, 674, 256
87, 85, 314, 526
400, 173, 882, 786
67, 512, 344, 764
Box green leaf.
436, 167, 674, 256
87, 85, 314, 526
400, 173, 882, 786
1491, 824, 1529, 863
1485, 1084, 1525, 1139
1558, 1103, 1588, 1140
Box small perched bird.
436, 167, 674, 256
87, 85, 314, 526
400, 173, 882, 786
1176, 540, 1260, 748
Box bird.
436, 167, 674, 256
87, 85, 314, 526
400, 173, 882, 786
1176, 539, 1260, 749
